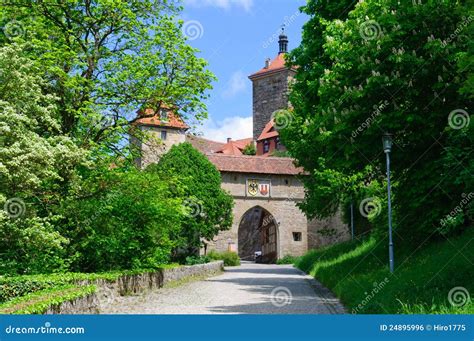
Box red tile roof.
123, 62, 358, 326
186, 135, 225, 154
216, 138, 253, 155
257, 120, 279, 141
206, 153, 303, 175
249, 53, 296, 80
135, 108, 189, 130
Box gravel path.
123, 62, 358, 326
101, 262, 346, 314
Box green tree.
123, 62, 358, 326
0, 44, 85, 200
0, 2, 218, 272
0, 44, 84, 274
60, 168, 185, 272
242, 143, 256, 156
281, 0, 472, 240
0, 1, 215, 152
149, 143, 233, 258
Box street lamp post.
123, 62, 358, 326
382, 133, 394, 273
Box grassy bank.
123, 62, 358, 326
296, 228, 474, 314
0, 264, 180, 314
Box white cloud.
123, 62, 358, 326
184, 0, 254, 12
200, 115, 252, 142
222, 71, 247, 99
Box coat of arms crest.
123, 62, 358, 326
246, 179, 271, 197
259, 184, 269, 196
247, 180, 259, 196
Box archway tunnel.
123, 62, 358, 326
238, 206, 278, 263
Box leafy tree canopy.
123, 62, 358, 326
148, 143, 234, 256
0, 0, 215, 154
281, 0, 472, 241
242, 143, 256, 156
0, 43, 85, 208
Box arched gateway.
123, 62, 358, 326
238, 206, 278, 263
199, 154, 349, 262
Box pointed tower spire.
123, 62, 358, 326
278, 25, 288, 54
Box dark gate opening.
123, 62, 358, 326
238, 206, 278, 263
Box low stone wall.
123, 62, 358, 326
45, 261, 224, 314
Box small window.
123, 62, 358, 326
159, 109, 168, 122
284, 179, 289, 185
161, 130, 167, 140
293, 232, 302, 242
263, 140, 270, 153
276, 137, 280, 149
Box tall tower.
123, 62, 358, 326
248, 28, 296, 140
132, 107, 189, 168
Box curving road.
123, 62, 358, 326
101, 262, 346, 314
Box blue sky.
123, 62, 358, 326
180, 0, 308, 142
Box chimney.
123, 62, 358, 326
264, 58, 271, 69
227, 137, 232, 143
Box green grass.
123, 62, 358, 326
276, 255, 301, 265
0, 285, 96, 314
295, 228, 474, 314
0, 264, 180, 304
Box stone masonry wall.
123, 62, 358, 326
307, 210, 351, 249
251, 69, 295, 140
208, 173, 300, 258
135, 126, 186, 168
206, 172, 350, 259
44, 262, 224, 314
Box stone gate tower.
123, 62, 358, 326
249, 29, 296, 140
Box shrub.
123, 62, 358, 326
270, 150, 290, 158
148, 143, 233, 259
208, 251, 240, 266
60, 168, 185, 272
0, 215, 69, 275
242, 143, 256, 156
0, 285, 96, 314
185, 255, 210, 265
276, 255, 299, 265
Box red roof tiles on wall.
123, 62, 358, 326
186, 135, 226, 154
206, 154, 303, 175
135, 108, 189, 130
257, 120, 279, 141
249, 54, 296, 80
216, 138, 253, 155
